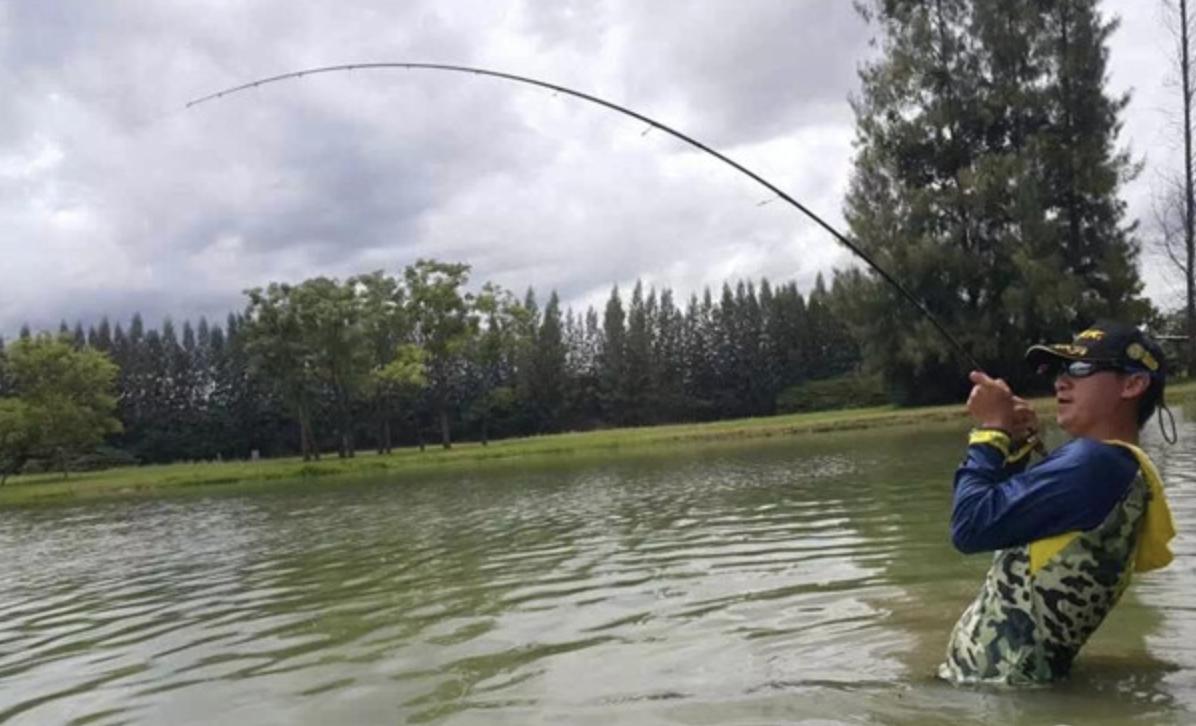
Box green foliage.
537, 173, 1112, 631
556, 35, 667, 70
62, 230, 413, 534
623, 281, 654, 424
11, 261, 868, 469
844, 0, 1149, 403
599, 285, 627, 422
404, 259, 477, 448
243, 282, 326, 460
468, 284, 526, 443
377, 344, 428, 389
776, 374, 889, 414
526, 291, 567, 432
0, 398, 33, 485
1, 335, 121, 478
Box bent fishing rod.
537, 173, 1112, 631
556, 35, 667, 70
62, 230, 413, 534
185, 61, 983, 372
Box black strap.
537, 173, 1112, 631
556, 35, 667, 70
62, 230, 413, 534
1158, 401, 1178, 445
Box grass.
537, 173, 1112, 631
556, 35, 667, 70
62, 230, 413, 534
3, 380, 1192, 507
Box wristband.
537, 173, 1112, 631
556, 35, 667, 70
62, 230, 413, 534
968, 428, 1012, 458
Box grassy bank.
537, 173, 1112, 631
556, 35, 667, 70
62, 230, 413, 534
4, 381, 1192, 506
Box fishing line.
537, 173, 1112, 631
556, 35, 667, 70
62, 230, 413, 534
186, 62, 983, 370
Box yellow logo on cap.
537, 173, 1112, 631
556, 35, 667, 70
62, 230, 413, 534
1077, 329, 1106, 341
1127, 343, 1159, 371
1053, 344, 1088, 357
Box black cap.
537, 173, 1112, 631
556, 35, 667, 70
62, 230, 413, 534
1025, 320, 1167, 378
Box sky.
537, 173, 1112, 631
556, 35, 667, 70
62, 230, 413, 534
0, 0, 1188, 336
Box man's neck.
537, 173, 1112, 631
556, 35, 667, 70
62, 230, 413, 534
1077, 421, 1139, 445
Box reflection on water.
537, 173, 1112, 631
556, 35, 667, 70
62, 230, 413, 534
0, 407, 1193, 725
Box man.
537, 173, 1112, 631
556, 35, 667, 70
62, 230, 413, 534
939, 321, 1176, 685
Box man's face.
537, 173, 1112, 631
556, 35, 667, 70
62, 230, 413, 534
1054, 367, 1147, 436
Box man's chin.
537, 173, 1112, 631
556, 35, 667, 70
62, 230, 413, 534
1056, 412, 1077, 436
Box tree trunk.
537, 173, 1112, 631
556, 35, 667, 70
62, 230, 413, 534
335, 395, 353, 458
439, 404, 452, 450
3, 452, 29, 486
299, 410, 319, 461
1184, 0, 1196, 376
481, 414, 489, 447
299, 419, 309, 461
1059, 4, 1081, 271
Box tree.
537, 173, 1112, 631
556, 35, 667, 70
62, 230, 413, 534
0, 399, 33, 485
0, 337, 11, 398
845, 0, 1148, 403
622, 281, 654, 424
467, 283, 523, 444
243, 284, 323, 460
405, 259, 476, 449
711, 283, 742, 416
766, 281, 809, 390
598, 286, 627, 423
291, 277, 371, 458
355, 270, 412, 453
375, 343, 429, 447
562, 306, 603, 428
213, 313, 287, 459
651, 288, 687, 420
511, 287, 541, 434
1155, 0, 1196, 376
3, 335, 121, 478
682, 289, 719, 419
1036, 2, 1146, 324
528, 291, 567, 431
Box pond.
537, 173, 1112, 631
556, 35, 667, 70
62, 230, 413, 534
1, 407, 1194, 725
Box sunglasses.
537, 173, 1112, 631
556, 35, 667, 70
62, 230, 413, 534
1036, 360, 1135, 379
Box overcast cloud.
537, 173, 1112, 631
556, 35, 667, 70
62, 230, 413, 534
0, 0, 1185, 335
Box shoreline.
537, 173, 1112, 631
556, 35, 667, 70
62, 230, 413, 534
3, 381, 1192, 507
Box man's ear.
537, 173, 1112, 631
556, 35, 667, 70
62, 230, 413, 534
1121, 373, 1151, 400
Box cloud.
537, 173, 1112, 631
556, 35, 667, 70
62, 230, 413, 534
0, 0, 1184, 338
617, 1, 869, 143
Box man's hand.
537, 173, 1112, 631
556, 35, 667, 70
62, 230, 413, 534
967, 370, 1015, 432
1010, 396, 1040, 444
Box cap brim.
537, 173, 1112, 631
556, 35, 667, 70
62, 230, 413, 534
1025, 344, 1089, 368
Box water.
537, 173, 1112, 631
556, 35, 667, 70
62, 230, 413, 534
1, 408, 1194, 725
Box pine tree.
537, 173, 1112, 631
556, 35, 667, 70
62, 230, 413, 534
566, 306, 603, 427
623, 281, 654, 424
599, 286, 626, 423
512, 287, 541, 433
845, 0, 1148, 403
652, 288, 687, 420
529, 291, 567, 431
0, 337, 11, 398
683, 289, 719, 420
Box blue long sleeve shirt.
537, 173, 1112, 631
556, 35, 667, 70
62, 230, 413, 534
950, 436, 1140, 554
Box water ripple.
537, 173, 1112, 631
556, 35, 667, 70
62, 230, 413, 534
0, 417, 1193, 724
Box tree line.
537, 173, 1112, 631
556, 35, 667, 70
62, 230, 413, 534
0, 261, 861, 468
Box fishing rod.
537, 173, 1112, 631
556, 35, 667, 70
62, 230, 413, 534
186, 61, 983, 371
